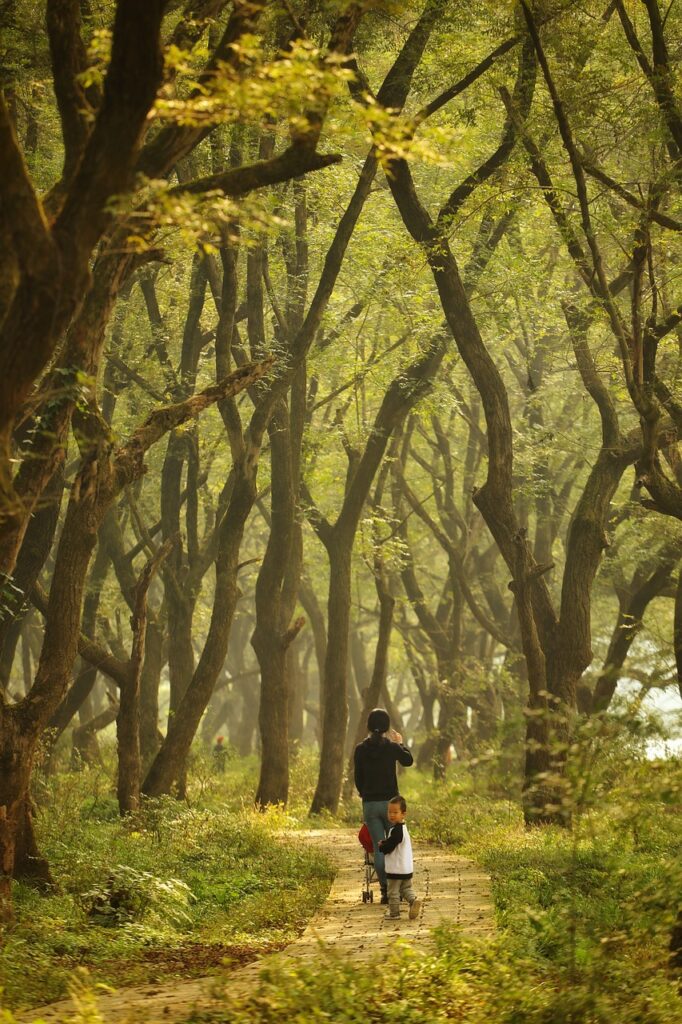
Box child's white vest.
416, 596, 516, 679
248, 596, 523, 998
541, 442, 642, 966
384, 822, 413, 877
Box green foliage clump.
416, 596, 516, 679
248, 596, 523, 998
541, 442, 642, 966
80, 864, 193, 927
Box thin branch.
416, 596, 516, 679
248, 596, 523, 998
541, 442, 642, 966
0, 93, 56, 276
173, 146, 342, 198
104, 351, 166, 403
45, 0, 92, 166
582, 159, 682, 231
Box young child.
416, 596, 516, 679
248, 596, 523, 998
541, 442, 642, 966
378, 795, 421, 921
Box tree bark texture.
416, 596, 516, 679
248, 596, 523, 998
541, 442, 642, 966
0, 709, 51, 918
117, 541, 171, 814
310, 541, 353, 814
252, 398, 303, 806
671, 569, 675, 704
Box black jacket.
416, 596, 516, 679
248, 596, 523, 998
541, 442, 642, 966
353, 737, 413, 801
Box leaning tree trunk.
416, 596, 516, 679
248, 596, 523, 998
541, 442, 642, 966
592, 552, 679, 712
0, 465, 65, 683
47, 535, 111, 764
0, 458, 105, 897
1, 364, 267, 916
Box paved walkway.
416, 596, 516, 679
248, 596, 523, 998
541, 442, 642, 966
20, 830, 494, 1024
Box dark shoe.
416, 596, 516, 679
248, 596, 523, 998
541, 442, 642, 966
380, 890, 389, 905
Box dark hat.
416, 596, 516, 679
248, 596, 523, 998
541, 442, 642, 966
367, 708, 390, 734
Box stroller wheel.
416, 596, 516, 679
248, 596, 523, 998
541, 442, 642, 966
369, 890, 374, 903
362, 891, 367, 903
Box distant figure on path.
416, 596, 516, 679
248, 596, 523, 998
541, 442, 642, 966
213, 736, 228, 773
378, 794, 421, 921
354, 708, 413, 904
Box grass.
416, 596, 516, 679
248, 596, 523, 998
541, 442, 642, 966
0, 749, 335, 1011
182, 929, 682, 1024
177, 751, 682, 1024
2, 729, 681, 1023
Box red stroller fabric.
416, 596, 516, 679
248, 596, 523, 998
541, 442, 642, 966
358, 823, 374, 853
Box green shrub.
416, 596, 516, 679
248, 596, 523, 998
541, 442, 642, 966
80, 864, 193, 926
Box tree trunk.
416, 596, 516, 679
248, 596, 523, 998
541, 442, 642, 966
508, 530, 557, 824
47, 534, 111, 756
252, 394, 303, 806
592, 556, 678, 712
117, 543, 170, 814
252, 637, 290, 805
116, 677, 140, 813
71, 702, 118, 768
342, 564, 394, 802
139, 617, 165, 770
0, 465, 65, 685
0, 707, 52, 918
671, 569, 675, 704
0, 619, 22, 694
310, 539, 352, 814
142, 460, 258, 797
287, 643, 305, 752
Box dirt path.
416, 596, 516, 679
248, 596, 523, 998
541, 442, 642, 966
21, 830, 494, 1024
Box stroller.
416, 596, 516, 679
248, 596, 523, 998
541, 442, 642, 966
358, 823, 378, 903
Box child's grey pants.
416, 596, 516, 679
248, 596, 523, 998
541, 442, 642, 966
387, 876, 415, 916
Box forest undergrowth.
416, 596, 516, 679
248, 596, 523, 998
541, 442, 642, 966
1, 719, 681, 1024
0, 749, 333, 1010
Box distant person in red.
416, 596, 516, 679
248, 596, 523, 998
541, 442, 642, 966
353, 708, 413, 904
213, 736, 227, 774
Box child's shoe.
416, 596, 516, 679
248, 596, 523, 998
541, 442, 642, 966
408, 898, 422, 920
384, 910, 400, 920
